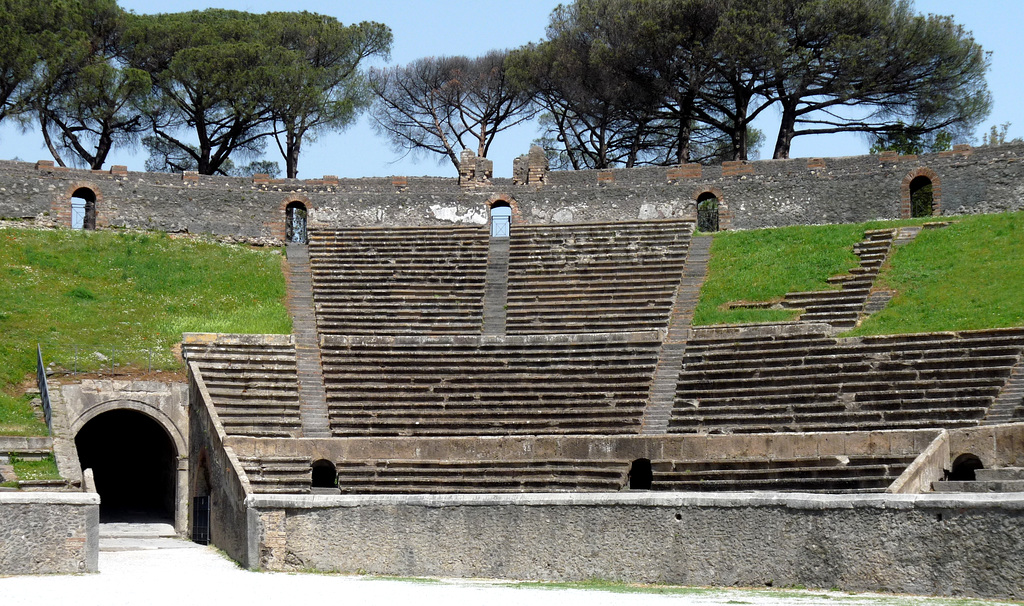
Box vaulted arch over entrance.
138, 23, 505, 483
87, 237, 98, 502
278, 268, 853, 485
75, 409, 177, 522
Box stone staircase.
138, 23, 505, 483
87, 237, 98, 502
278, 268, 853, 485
642, 234, 711, 435
285, 243, 330, 437
482, 236, 509, 335
321, 331, 662, 437
668, 327, 1024, 434
932, 467, 1024, 493
308, 226, 488, 335
183, 338, 303, 438
982, 352, 1024, 425
334, 459, 630, 493
779, 228, 897, 329
651, 455, 917, 493
505, 220, 693, 334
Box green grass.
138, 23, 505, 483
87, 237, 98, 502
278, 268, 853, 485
11, 453, 61, 481
693, 223, 866, 325
849, 211, 1024, 336
693, 215, 1010, 328
0, 228, 290, 435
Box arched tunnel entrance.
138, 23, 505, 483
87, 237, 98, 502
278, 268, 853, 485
75, 409, 177, 523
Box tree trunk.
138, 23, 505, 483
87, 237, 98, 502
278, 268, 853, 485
286, 127, 301, 179
773, 99, 797, 160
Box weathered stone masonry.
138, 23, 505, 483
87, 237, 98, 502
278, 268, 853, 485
1, 143, 1022, 242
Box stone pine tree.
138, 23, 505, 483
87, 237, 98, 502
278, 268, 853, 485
369, 50, 535, 172
33, 0, 151, 170
264, 14, 391, 179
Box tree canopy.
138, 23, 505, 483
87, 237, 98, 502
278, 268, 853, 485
510, 0, 990, 166
369, 50, 535, 171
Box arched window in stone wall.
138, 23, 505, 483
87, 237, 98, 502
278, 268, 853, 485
628, 458, 653, 490
311, 459, 337, 489
696, 192, 720, 232
490, 201, 512, 238
71, 187, 98, 230
285, 201, 308, 244
901, 168, 941, 218
909, 176, 934, 217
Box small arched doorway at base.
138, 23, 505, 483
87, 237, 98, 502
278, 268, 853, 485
75, 409, 177, 522
628, 458, 653, 490
949, 453, 984, 482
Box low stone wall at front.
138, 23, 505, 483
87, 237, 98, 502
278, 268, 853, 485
246, 491, 1024, 599
0, 492, 99, 574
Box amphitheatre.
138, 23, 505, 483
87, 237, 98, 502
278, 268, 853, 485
1, 142, 1024, 600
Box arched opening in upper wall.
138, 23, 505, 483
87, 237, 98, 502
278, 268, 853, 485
75, 409, 177, 523
490, 200, 512, 238
285, 201, 308, 244
696, 191, 720, 232
909, 176, 934, 217
901, 168, 941, 218
71, 187, 98, 230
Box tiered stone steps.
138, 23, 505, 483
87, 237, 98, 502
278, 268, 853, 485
237, 455, 311, 494
184, 338, 303, 438
505, 220, 693, 334
334, 459, 630, 493
482, 236, 510, 335
321, 332, 662, 436
779, 228, 897, 328
650, 455, 917, 493
308, 226, 489, 335
932, 467, 1024, 493
668, 327, 1024, 434
983, 353, 1024, 424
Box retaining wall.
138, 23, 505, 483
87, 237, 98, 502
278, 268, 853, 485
3, 143, 1024, 242
0, 492, 99, 574
245, 491, 1024, 599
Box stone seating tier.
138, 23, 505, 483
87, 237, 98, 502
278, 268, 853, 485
334, 459, 630, 493
669, 328, 1024, 434
321, 332, 662, 437
506, 220, 693, 334
308, 226, 489, 335
237, 455, 311, 494
184, 341, 303, 438
652, 455, 916, 493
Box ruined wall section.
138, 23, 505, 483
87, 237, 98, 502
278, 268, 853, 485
2, 143, 1023, 241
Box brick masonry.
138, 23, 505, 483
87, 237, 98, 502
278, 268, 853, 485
1, 143, 1022, 242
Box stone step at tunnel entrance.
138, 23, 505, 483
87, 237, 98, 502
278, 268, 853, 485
75, 409, 176, 523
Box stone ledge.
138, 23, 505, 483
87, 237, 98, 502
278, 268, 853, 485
0, 492, 99, 505
246, 490, 1024, 510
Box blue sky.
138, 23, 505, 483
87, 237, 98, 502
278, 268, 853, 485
1, 0, 1020, 178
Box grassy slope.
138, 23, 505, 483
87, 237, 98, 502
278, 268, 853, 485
850, 211, 1024, 335
694, 213, 1024, 328
0, 228, 290, 435
693, 223, 866, 325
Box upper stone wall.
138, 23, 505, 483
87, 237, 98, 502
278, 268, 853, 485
2, 143, 1022, 242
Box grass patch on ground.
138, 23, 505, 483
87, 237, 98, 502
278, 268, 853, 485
0, 228, 290, 435
693, 216, 993, 327
11, 453, 61, 480
693, 224, 866, 325
848, 211, 1024, 336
